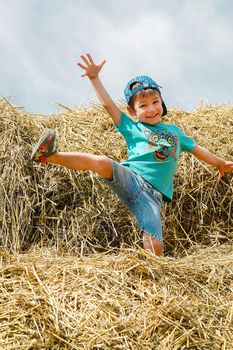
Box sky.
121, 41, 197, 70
0, 0, 233, 115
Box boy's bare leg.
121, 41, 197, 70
143, 232, 163, 256
47, 152, 113, 180
46, 153, 163, 256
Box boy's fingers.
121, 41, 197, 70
86, 53, 94, 64
217, 168, 226, 182
80, 54, 89, 65
77, 62, 87, 70
100, 59, 106, 68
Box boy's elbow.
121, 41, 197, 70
99, 98, 113, 111
102, 102, 112, 111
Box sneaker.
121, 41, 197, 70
31, 129, 57, 163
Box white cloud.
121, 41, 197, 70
0, 0, 232, 114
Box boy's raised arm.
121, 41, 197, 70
77, 53, 121, 126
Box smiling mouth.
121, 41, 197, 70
155, 152, 167, 160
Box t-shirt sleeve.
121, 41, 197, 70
176, 126, 196, 153
114, 112, 137, 137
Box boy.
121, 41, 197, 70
31, 53, 233, 256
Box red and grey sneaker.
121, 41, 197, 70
31, 129, 57, 163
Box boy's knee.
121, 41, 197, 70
143, 232, 163, 256
95, 155, 113, 180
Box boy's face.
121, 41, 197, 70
128, 90, 163, 125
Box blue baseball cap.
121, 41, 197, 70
124, 75, 167, 116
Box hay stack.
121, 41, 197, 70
0, 245, 232, 349
0, 97, 232, 255
0, 97, 233, 349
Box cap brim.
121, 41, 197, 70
162, 100, 167, 116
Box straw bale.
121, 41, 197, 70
0, 97, 232, 255
0, 245, 232, 349
0, 98, 232, 349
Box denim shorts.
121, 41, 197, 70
104, 161, 163, 242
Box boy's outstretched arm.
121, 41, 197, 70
191, 144, 233, 181
77, 53, 121, 126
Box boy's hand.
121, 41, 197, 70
76, 52, 121, 125
77, 53, 106, 80
217, 161, 233, 181
192, 145, 233, 182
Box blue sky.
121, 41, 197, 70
0, 0, 233, 114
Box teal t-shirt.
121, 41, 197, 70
115, 112, 196, 201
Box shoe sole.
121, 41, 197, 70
31, 129, 56, 161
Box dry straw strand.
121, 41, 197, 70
0, 98, 233, 349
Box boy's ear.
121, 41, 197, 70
127, 105, 136, 116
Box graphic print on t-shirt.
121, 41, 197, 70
142, 128, 178, 161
